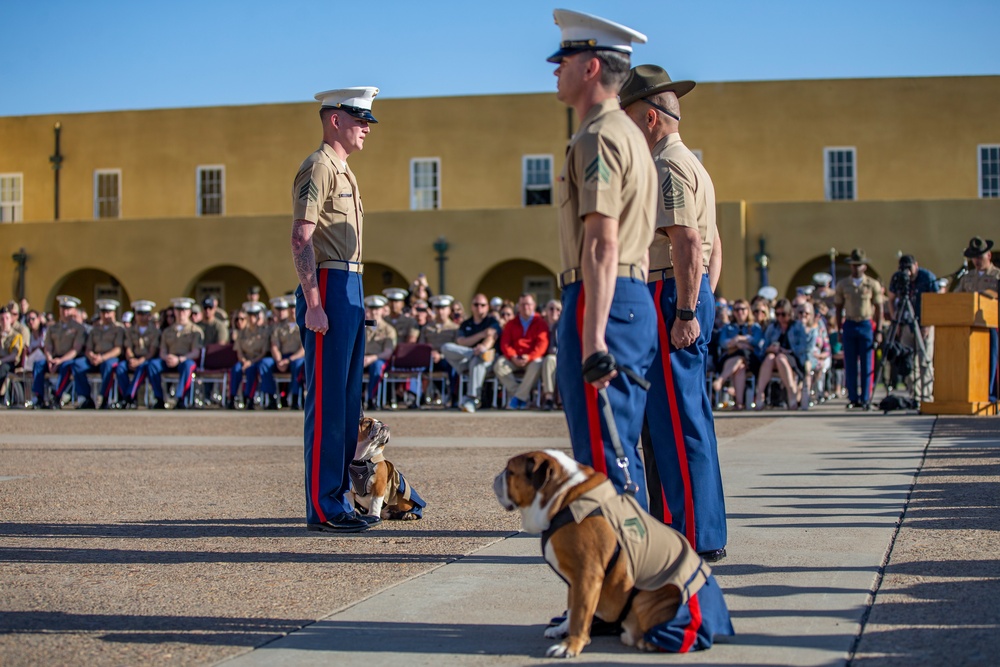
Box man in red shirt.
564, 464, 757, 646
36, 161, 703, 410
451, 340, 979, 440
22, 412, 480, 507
494, 293, 549, 410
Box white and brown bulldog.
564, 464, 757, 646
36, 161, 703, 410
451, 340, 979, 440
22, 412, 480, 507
494, 449, 729, 658
352, 416, 425, 521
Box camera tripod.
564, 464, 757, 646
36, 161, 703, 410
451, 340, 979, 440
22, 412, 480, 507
875, 293, 932, 409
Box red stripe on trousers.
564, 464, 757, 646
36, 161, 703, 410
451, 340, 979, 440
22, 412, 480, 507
56, 372, 70, 397
310, 270, 328, 523
679, 590, 703, 652
575, 284, 606, 474
131, 368, 146, 400
654, 281, 696, 545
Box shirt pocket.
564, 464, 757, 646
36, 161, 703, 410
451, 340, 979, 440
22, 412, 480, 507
325, 189, 354, 217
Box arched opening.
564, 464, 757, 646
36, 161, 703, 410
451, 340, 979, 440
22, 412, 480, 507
474, 259, 558, 311
46, 268, 131, 319
188, 265, 268, 315
362, 262, 409, 297
785, 254, 881, 299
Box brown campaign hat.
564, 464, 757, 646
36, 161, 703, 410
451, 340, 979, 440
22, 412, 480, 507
618, 64, 696, 108
964, 236, 994, 258
846, 248, 869, 265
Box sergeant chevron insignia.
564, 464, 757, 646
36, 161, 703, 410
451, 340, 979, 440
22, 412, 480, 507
662, 169, 684, 210
298, 181, 319, 203
585, 154, 610, 185
623, 517, 646, 539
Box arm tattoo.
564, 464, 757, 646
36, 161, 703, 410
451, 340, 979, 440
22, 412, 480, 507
291, 220, 318, 292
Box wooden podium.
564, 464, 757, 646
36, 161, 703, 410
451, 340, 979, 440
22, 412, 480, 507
920, 292, 998, 415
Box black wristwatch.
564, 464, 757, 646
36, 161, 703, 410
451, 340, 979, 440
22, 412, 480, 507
677, 308, 696, 321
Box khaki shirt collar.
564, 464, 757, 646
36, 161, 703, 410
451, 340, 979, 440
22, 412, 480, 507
651, 132, 682, 156
576, 98, 621, 136
320, 142, 346, 172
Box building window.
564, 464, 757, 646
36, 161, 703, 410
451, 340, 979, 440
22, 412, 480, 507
0, 173, 23, 222
824, 148, 856, 201
523, 155, 553, 206
979, 145, 1000, 198
197, 165, 225, 215
410, 158, 440, 210
94, 169, 121, 218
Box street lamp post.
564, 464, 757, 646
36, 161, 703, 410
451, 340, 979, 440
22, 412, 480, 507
829, 247, 837, 282
754, 237, 770, 290
433, 236, 449, 295
11, 247, 28, 302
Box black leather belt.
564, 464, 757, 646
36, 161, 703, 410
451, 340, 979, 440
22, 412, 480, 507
559, 264, 644, 289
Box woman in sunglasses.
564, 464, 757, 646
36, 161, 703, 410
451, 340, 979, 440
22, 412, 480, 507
755, 298, 809, 410
713, 299, 764, 410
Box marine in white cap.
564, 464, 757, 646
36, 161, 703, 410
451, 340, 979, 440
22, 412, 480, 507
383, 287, 417, 342
257, 295, 305, 410
417, 294, 458, 405
71, 298, 124, 409
32, 294, 86, 408
547, 9, 659, 511
362, 294, 396, 410
291, 82, 382, 533
226, 300, 272, 410
149, 297, 205, 409
117, 300, 163, 409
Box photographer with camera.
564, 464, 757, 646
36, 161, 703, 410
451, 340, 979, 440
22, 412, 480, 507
954, 236, 1000, 401
886, 255, 937, 401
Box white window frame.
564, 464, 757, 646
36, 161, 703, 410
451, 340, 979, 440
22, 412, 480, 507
94, 169, 122, 219
0, 173, 23, 223
824, 147, 857, 201
522, 154, 554, 207
978, 144, 1000, 198
196, 165, 226, 215
410, 158, 441, 210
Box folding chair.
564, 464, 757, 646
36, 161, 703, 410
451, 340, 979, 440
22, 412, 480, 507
381, 343, 433, 409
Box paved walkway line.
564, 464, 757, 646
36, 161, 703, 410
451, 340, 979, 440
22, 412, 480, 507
221, 411, 935, 667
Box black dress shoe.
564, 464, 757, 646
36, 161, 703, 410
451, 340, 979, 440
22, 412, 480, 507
78, 398, 96, 410
307, 512, 371, 533
699, 548, 727, 563
357, 513, 381, 526
152, 399, 166, 410
173, 401, 188, 410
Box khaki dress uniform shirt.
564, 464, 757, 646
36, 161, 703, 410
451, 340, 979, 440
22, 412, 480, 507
558, 98, 656, 274
955, 265, 1000, 294
86, 323, 125, 355
365, 320, 397, 357
45, 321, 86, 358
292, 142, 364, 264
387, 314, 418, 343
126, 326, 160, 360
648, 133, 717, 271
835, 276, 884, 321
161, 323, 204, 357
234, 327, 270, 363
270, 321, 303, 357
419, 321, 458, 351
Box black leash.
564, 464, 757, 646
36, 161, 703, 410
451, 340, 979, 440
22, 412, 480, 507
582, 351, 650, 496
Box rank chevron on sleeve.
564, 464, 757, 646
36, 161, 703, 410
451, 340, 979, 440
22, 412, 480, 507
298, 181, 319, 203
662, 170, 685, 210
585, 154, 611, 185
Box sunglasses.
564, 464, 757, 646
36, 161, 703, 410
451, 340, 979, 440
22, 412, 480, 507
416, 308, 428, 313
775, 312, 790, 318
732, 306, 748, 312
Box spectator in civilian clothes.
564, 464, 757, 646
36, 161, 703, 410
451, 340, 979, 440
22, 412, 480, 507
755, 298, 808, 410
712, 299, 763, 410
540, 299, 561, 411
0, 306, 25, 392
795, 300, 830, 410
494, 293, 548, 410
23, 310, 46, 373
200, 296, 230, 346
442, 293, 502, 413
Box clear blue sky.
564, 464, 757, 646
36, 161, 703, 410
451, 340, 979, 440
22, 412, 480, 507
3, 0, 997, 116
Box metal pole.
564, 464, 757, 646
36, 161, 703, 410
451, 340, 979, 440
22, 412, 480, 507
49, 122, 63, 221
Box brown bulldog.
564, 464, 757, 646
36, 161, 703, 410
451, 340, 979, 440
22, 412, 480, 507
494, 449, 714, 658
352, 416, 425, 521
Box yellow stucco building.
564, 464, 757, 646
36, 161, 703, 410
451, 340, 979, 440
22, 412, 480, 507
1, 75, 998, 315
